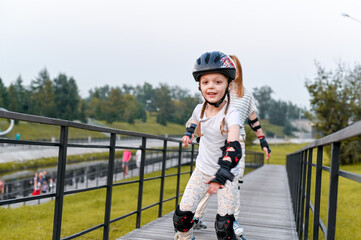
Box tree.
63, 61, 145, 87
253, 86, 273, 119
30, 69, 55, 117
305, 63, 361, 164
53, 74, 80, 120
268, 99, 288, 126
103, 87, 123, 124
134, 82, 155, 111
153, 84, 174, 125
7, 76, 30, 114
0, 78, 8, 108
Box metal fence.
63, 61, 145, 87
0, 110, 264, 240
286, 120, 361, 240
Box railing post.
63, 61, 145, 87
175, 142, 182, 209
326, 142, 341, 240
52, 126, 69, 240
136, 137, 147, 228
298, 149, 308, 239
313, 146, 323, 240
103, 133, 116, 240
304, 148, 313, 240
158, 140, 167, 218
295, 152, 303, 234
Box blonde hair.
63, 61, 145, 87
195, 87, 231, 137
230, 55, 244, 98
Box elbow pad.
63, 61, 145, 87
209, 140, 242, 185
220, 140, 242, 168
248, 118, 261, 132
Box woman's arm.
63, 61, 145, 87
248, 111, 271, 159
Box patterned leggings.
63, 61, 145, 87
179, 167, 238, 216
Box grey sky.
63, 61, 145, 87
1, 0, 361, 108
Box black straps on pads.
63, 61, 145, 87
220, 141, 242, 168
210, 141, 242, 185
215, 214, 237, 240
247, 117, 261, 132
184, 123, 197, 138
260, 137, 271, 153
173, 205, 195, 232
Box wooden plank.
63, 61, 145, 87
118, 165, 298, 240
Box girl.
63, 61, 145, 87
173, 51, 242, 240
192, 55, 272, 238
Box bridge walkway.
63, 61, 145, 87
118, 164, 298, 240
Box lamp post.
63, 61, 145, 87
341, 13, 361, 24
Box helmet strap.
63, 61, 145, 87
202, 82, 230, 108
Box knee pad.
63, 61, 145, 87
215, 214, 236, 240
173, 205, 195, 232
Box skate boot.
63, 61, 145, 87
193, 217, 207, 230
233, 220, 244, 236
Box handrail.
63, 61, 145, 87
286, 120, 361, 240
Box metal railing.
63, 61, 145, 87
286, 120, 361, 240
0, 110, 264, 240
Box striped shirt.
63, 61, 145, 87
230, 88, 257, 138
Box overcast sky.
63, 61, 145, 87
1, 0, 361, 108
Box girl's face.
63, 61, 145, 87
199, 73, 228, 104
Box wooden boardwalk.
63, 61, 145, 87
118, 165, 298, 240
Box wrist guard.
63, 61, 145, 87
184, 123, 197, 138
248, 117, 261, 132
209, 158, 235, 185
259, 137, 271, 153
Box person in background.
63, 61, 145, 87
48, 178, 55, 193
122, 149, 132, 175
135, 146, 142, 168
0, 178, 4, 200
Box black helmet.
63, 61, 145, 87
192, 51, 236, 82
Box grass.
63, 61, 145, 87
0, 119, 106, 140
0, 165, 192, 239
100, 114, 185, 136
260, 119, 286, 138
247, 142, 310, 165
0, 114, 185, 141
304, 150, 361, 240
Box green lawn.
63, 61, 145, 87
247, 142, 310, 165
306, 154, 361, 240
0, 115, 185, 140
0, 165, 192, 240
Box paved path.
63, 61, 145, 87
118, 165, 298, 240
